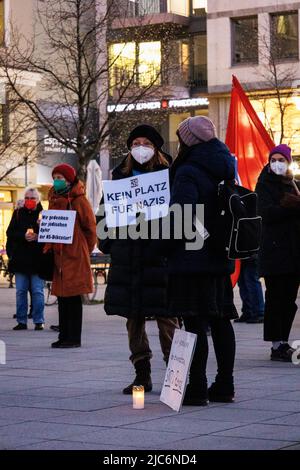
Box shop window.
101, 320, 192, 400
0, 0, 4, 46
109, 41, 161, 91
271, 11, 298, 60
232, 16, 258, 65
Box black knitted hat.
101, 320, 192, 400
127, 125, 164, 150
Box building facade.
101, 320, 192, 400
0, 0, 83, 249
207, 0, 300, 159
106, 0, 208, 168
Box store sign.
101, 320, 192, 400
169, 98, 209, 108
107, 97, 209, 113
107, 102, 161, 113
43, 135, 76, 155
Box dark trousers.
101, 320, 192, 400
184, 316, 236, 389
58, 296, 82, 344
238, 258, 265, 319
264, 275, 299, 342
126, 317, 179, 365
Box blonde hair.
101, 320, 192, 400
122, 149, 170, 176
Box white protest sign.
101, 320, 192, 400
160, 329, 197, 412
102, 169, 170, 228
38, 210, 76, 244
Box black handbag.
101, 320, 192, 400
38, 250, 55, 281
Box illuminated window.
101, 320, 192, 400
251, 97, 300, 156
232, 16, 258, 64
271, 11, 298, 60
138, 42, 161, 87
109, 43, 136, 89
0, 0, 4, 46
192, 0, 207, 15
109, 41, 161, 90
168, 0, 189, 16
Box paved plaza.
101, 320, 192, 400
0, 284, 299, 451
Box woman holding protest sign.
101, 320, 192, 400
45, 163, 96, 348
7, 187, 45, 330
98, 125, 179, 395
167, 116, 237, 406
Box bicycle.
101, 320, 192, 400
87, 253, 110, 303
0, 247, 14, 288
44, 281, 58, 306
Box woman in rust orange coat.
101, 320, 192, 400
46, 163, 96, 348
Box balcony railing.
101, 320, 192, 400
109, 63, 207, 95
188, 64, 207, 89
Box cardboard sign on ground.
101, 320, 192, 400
160, 329, 197, 412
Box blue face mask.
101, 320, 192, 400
53, 179, 67, 192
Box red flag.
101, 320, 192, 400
225, 75, 274, 191
225, 76, 275, 287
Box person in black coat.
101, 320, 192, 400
255, 144, 300, 362
6, 187, 45, 330
98, 125, 179, 394
168, 116, 237, 406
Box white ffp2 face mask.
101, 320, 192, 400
131, 146, 154, 165
270, 161, 288, 176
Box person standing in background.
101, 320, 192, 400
46, 163, 97, 348
256, 144, 300, 362
7, 188, 45, 330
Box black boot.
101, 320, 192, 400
123, 359, 153, 395
208, 376, 235, 403
182, 382, 208, 406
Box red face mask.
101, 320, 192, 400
24, 199, 37, 210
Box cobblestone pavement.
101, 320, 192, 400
0, 283, 299, 450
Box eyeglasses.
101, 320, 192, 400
25, 197, 37, 200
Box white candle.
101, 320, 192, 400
132, 385, 144, 409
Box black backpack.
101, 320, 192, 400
216, 181, 262, 260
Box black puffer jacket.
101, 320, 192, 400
98, 158, 171, 319
168, 138, 235, 274
6, 203, 44, 274
255, 165, 300, 276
